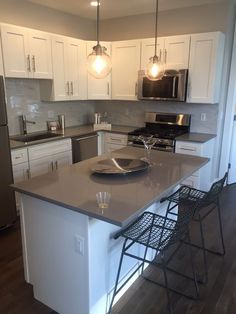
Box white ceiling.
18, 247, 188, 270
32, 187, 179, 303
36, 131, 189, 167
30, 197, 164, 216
26, 0, 229, 20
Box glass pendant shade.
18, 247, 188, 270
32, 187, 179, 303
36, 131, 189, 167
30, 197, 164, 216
146, 55, 164, 81
87, 44, 111, 79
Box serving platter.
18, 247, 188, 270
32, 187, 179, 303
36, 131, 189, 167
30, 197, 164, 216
91, 158, 149, 175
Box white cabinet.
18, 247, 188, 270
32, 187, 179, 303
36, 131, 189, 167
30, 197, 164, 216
28, 139, 72, 178
87, 41, 111, 100
187, 32, 225, 104
104, 132, 128, 154
1, 24, 52, 79
175, 139, 214, 190
141, 35, 190, 71
11, 148, 29, 210
40, 35, 87, 101
112, 40, 141, 100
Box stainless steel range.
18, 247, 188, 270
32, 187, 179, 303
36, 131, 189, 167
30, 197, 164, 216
128, 112, 191, 152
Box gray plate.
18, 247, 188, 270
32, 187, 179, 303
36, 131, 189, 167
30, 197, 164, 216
91, 158, 149, 175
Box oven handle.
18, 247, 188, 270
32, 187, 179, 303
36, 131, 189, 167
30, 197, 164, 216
128, 142, 174, 152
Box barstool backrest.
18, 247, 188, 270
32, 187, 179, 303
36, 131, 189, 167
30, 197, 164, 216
201, 172, 228, 206
160, 200, 198, 249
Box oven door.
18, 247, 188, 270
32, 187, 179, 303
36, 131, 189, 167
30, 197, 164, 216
127, 141, 174, 153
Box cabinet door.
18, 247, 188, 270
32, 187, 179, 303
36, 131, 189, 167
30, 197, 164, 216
29, 30, 52, 79
67, 38, 87, 100
29, 156, 53, 178
0, 39, 4, 76
141, 38, 164, 70
187, 32, 225, 104
87, 41, 111, 100
112, 40, 141, 100
164, 35, 190, 70
1, 24, 29, 78
12, 162, 29, 183
53, 151, 72, 170
51, 36, 68, 101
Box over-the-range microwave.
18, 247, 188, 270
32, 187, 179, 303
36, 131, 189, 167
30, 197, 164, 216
138, 69, 188, 102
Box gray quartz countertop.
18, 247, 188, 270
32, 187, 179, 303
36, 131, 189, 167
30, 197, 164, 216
12, 146, 209, 226
176, 132, 216, 143
10, 124, 137, 149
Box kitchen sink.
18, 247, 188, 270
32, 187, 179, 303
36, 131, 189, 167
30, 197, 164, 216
11, 132, 62, 143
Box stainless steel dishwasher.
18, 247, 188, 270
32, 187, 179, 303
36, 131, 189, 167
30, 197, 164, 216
72, 133, 98, 163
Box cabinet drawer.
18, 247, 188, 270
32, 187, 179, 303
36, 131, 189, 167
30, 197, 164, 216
28, 139, 72, 160
175, 141, 202, 156
105, 143, 126, 153
105, 133, 127, 145
11, 148, 28, 165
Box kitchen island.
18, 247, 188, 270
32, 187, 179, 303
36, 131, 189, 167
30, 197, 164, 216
13, 147, 209, 314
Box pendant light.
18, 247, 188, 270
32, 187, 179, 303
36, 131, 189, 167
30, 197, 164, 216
146, 0, 164, 81
87, 1, 111, 79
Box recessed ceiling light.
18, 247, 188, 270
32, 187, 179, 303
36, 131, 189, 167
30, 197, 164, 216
90, 1, 100, 6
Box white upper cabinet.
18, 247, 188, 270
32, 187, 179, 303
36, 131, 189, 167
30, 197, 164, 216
187, 32, 225, 104
112, 40, 141, 100
0, 39, 4, 76
87, 41, 111, 100
40, 35, 87, 101
141, 35, 190, 71
1, 24, 52, 79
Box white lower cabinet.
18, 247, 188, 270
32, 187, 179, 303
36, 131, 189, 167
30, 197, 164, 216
175, 139, 214, 191
11, 139, 72, 185
104, 132, 128, 154
11, 148, 30, 211
28, 139, 72, 178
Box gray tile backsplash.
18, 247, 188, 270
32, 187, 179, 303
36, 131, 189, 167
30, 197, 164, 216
5, 79, 95, 136
94, 100, 218, 134
5, 79, 218, 136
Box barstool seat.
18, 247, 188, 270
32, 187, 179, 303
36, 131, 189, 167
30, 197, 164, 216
109, 200, 200, 314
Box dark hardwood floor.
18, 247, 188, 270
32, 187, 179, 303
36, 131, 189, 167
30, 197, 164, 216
1, 183, 236, 314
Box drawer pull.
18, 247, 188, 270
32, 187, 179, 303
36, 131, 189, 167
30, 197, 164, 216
179, 147, 196, 152
15, 155, 23, 159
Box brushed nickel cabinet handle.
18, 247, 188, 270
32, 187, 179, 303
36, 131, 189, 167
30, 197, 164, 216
27, 55, 31, 72
159, 49, 162, 62
26, 169, 31, 179
164, 49, 167, 63
32, 55, 36, 72
107, 82, 110, 95
70, 81, 73, 95
51, 161, 54, 172
55, 160, 58, 170
135, 82, 138, 96
66, 81, 70, 95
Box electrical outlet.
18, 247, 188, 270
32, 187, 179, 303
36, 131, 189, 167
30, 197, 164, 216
74, 234, 84, 255
200, 113, 207, 121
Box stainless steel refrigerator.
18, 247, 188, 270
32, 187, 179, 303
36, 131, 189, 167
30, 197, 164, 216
0, 76, 16, 229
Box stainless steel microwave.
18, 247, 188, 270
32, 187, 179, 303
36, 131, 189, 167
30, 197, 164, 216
138, 69, 188, 102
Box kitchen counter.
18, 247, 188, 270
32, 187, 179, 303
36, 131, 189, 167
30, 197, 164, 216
176, 132, 216, 143
10, 124, 137, 149
13, 146, 208, 226
14, 146, 208, 314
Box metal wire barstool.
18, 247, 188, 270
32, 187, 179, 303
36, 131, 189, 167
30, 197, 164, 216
160, 172, 228, 284
108, 200, 200, 314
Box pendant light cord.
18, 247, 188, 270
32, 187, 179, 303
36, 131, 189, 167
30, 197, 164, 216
154, 0, 158, 57
97, 1, 100, 45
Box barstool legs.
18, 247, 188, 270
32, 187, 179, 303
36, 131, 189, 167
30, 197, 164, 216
161, 252, 173, 314
198, 215, 208, 285
216, 199, 226, 256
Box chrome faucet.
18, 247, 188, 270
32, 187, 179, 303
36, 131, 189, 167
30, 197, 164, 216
19, 115, 36, 135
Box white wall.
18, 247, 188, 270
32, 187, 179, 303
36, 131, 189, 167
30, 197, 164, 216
100, 3, 230, 41
0, 0, 96, 39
